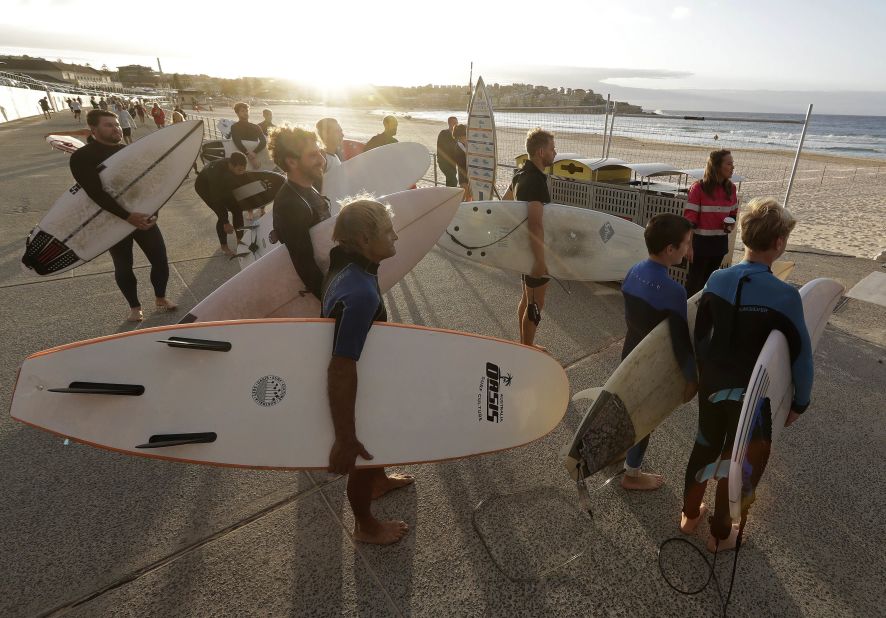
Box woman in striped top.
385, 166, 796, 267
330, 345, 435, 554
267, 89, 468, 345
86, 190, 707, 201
684, 150, 738, 296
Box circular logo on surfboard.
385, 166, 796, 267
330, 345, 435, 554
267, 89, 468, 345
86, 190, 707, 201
251, 375, 286, 407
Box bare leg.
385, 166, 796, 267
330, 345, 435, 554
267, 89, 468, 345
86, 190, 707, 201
520, 282, 548, 347
348, 469, 409, 545
680, 502, 708, 534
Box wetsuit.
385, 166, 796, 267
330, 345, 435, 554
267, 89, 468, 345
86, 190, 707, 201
231, 121, 267, 154
363, 131, 397, 151
272, 181, 331, 299
69, 141, 169, 308
194, 159, 243, 244
321, 246, 386, 359
511, 160, 551, 288
621, 259, 697, 470
436, 128, 458, 187
683, 260, 813, 539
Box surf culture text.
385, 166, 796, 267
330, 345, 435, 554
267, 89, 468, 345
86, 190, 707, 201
477, 362, 504, 423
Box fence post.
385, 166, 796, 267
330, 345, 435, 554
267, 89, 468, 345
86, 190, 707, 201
433, 153, 438, 186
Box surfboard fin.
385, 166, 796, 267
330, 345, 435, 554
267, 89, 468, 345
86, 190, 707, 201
157, 337, 232, 352
695, 459, 731, 483
571, 387, 603, 404
136, 432, 217, 449
48, 382, 145, 396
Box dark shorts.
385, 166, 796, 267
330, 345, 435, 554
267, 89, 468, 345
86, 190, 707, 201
522, 274, 550, 289
122, 127, 132, 137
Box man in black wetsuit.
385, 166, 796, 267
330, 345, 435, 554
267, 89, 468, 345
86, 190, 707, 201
231, 102, 268, 170
436, 116, 458, 187
268, 127, 331, 298
194, 152, 248, 256
322, 198, 413, 544
363, 115, 398, 151
69, 109, 177, 322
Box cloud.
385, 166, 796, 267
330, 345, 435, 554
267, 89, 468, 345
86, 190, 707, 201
671, 6, 691, 20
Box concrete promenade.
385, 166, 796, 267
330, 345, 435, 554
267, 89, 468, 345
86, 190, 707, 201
1, 113, 884, 617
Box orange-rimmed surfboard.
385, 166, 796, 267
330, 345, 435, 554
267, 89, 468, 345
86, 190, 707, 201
10, 320, 569, 470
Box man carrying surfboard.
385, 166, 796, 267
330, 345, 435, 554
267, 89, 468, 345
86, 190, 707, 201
323, 198, 414, 545
620, 214, 697, 490
508, 128, 557, 348
231, 102, 268, 171
269, 127, 331, 299
194, 152, 249, 256
364, 115, 398, 151
69, 109, 177, 322
680, 198, 812, 552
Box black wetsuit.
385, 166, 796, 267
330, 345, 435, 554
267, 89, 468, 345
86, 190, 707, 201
272, 181, 331, 299
321, 246, 386, 360
436, 128, 458, 187
69, 141, 169, 308
194, 159, 243, 244
230, 121, 267, 154
363, 131, 397, 151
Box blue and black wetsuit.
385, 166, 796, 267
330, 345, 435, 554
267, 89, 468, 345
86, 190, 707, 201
621, 259, 697, 470
321, 246, 386, 360
683, 260, 813, 538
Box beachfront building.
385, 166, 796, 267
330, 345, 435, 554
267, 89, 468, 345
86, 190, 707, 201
0, 56, 120, 90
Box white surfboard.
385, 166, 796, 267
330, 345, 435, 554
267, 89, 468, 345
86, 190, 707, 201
727, 278, 844, 522
181, 187, 463, 323
22, 120, 203, 276
217, 118, 235, 138
46, 134, 86, 154
226, 171, 286, 265
10, 320, 569, 469
561, 261, 796, 480
437, 200, 647, 282
322, 141, 431, 214
467, 77, 497, 201
845, 271, 886, 307
241, 141, 432, 265
222, 138, 274, 171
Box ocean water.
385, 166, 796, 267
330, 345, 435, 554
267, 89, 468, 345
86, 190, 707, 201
391, 109, 886, 160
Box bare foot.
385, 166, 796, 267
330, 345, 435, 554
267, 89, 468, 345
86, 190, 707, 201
126, 307, 144, 322
680, 503, 707, 534
155, 298, 178, 312
621, 471, 664, 491
707, 524, 740, 553
354, 519, 409, 545
221, 246, 235, 257
371, 473, 415, 500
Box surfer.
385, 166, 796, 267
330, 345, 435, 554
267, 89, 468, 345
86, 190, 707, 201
508, 128, 557, 348
322, 198, 414, 544
194, 152, 249, 256
269, 127, 331, 299
69, 109, 177, 322
363, 115, 398, 151
230, 102, 268, 170
316, 118, 344, 172
451, 124, 471, 200
683, 149, 738, 296
620, 214, 698, 490
436, 116, 459, 187
680, 198, 811, 552
258, 109, 276, 137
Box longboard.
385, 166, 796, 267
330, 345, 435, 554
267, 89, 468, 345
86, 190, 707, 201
243, 141, 432, 264
727, 278, 843, 522
467, 77, 497, 201
22, 120, 203, 276
181, 187, 463, 322
437, 200, 648, 282
10, 320, 569, 470
562, 260, 796, 481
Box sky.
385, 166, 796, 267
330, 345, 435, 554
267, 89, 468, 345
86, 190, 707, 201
2, 0, 885, 114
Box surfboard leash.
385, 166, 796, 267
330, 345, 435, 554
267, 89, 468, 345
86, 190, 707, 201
656, 513, 747, 617
444, 216, 528, 251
